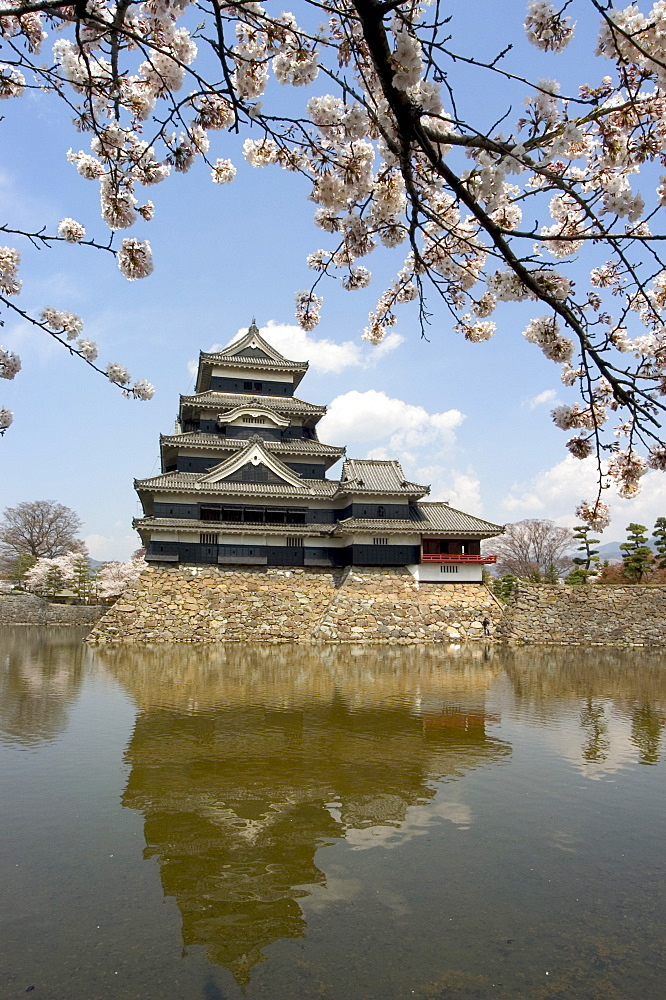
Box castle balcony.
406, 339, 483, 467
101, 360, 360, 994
421, 553, 497, 564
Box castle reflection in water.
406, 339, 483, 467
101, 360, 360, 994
103, 644, 509, 985
94, 642, 665, 986
2, 631, 665, 990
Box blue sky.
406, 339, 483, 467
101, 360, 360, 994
1, 1, 665, 559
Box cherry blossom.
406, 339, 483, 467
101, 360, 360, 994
57, 218, 86, 243
0, 346, 20, 379
211, 159, 236, 185
97, 556, 144, 598
106, 363, 131, 385
576, 500, 611, 531
1, 0, 666, 522
117, 239, 153, 280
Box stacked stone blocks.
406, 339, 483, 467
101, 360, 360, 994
87, 565, 500, 643
497, 582, 666, 646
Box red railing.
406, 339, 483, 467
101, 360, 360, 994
421, 553, 497, 563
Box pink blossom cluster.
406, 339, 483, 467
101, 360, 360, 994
0, 406, 12, 433
2, 0, 666, 517
576, 500, 611, 531
0, 346, 21, 380
97, 555, 144, 598
607, 448, 648, 499
524, 2, 575, 52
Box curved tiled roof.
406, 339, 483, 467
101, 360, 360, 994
416, 502, 504, 534
180, 392, 326, 417
134, 517, 334, 536
160, 432, 345, 458
334, 504, 503, 536
135, 471, 340, 498
339, 458, 429, 498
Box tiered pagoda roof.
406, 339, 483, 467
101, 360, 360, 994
334, 502, 505, 537
134, 323, 504, 573
194, 325, 309, 393
340, 459, 429, 498
160, 432, 345, 458
180, 393, 327, 417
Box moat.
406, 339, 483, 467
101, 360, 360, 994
1, 627, 665, 1000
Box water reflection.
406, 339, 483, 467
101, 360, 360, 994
499, 645, 666, 768
99, 644, 510, 985
0, 626, 88, 746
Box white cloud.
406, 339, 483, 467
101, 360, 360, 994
318, 389, 487, 514
319, 389, 464, 453
345, 797, 472, 851
259, 321, 367, 373
503, 456, 597, 518
417, 466, 484, 515
525, 388, 558, 409
189, 321, 404, 378
502, 456, 666, 541
84, 532, 139, 562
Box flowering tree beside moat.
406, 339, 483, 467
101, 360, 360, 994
3, 2, 666, 525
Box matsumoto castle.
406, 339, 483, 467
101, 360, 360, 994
134, 324, 503, 581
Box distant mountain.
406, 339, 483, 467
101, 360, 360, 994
595, 541, 625, 564
580, 540, 662, 565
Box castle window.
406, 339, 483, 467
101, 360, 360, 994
373, 537, 388, 546
265, 509, 286, 524
222, 507, 242, 522
377, 505, 385, 518
243, 381, 253, 390
200, 533, 218, 545
200, 505, 221, 522
254, 382, 263, 391
287, 536, 303, 547
243, 415, 266, 424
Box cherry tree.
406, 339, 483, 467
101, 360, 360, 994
96, 555, 144, 597
3, 1, 666, 526
24, 551, 80, 593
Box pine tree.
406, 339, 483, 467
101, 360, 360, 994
653, 518, 666, 570
43, 565, 65, 598
71, 556, 96, 604
493, 574, 518, 603
571, 524, 600, 581
620, 524, 654, 582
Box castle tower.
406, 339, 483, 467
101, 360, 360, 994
134, 325, 503, 580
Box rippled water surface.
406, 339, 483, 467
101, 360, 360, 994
1, 627, 665, 1000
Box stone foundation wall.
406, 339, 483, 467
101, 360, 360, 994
86, 565, 501, 643
0, 593, 108, 626
497, 583, 666, 645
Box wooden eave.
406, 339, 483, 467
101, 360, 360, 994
335, 483, 430, 501
134, 473, 340, 499
200, 438, 304, 488
196, 356, 308, 393
332, 518, 501, 538
179, 392, 326, 425
159, 433, 345, 471
134, 516, 334, 537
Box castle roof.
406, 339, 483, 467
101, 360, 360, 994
195, 324, 309, 392
334, 502, 503, 537
160, 432, 345, 460
180, 392, 326, 420
339, 459, 429, 498
135, 471, 340, 499
134, 516, 335, 536
199, 437, 304, 488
